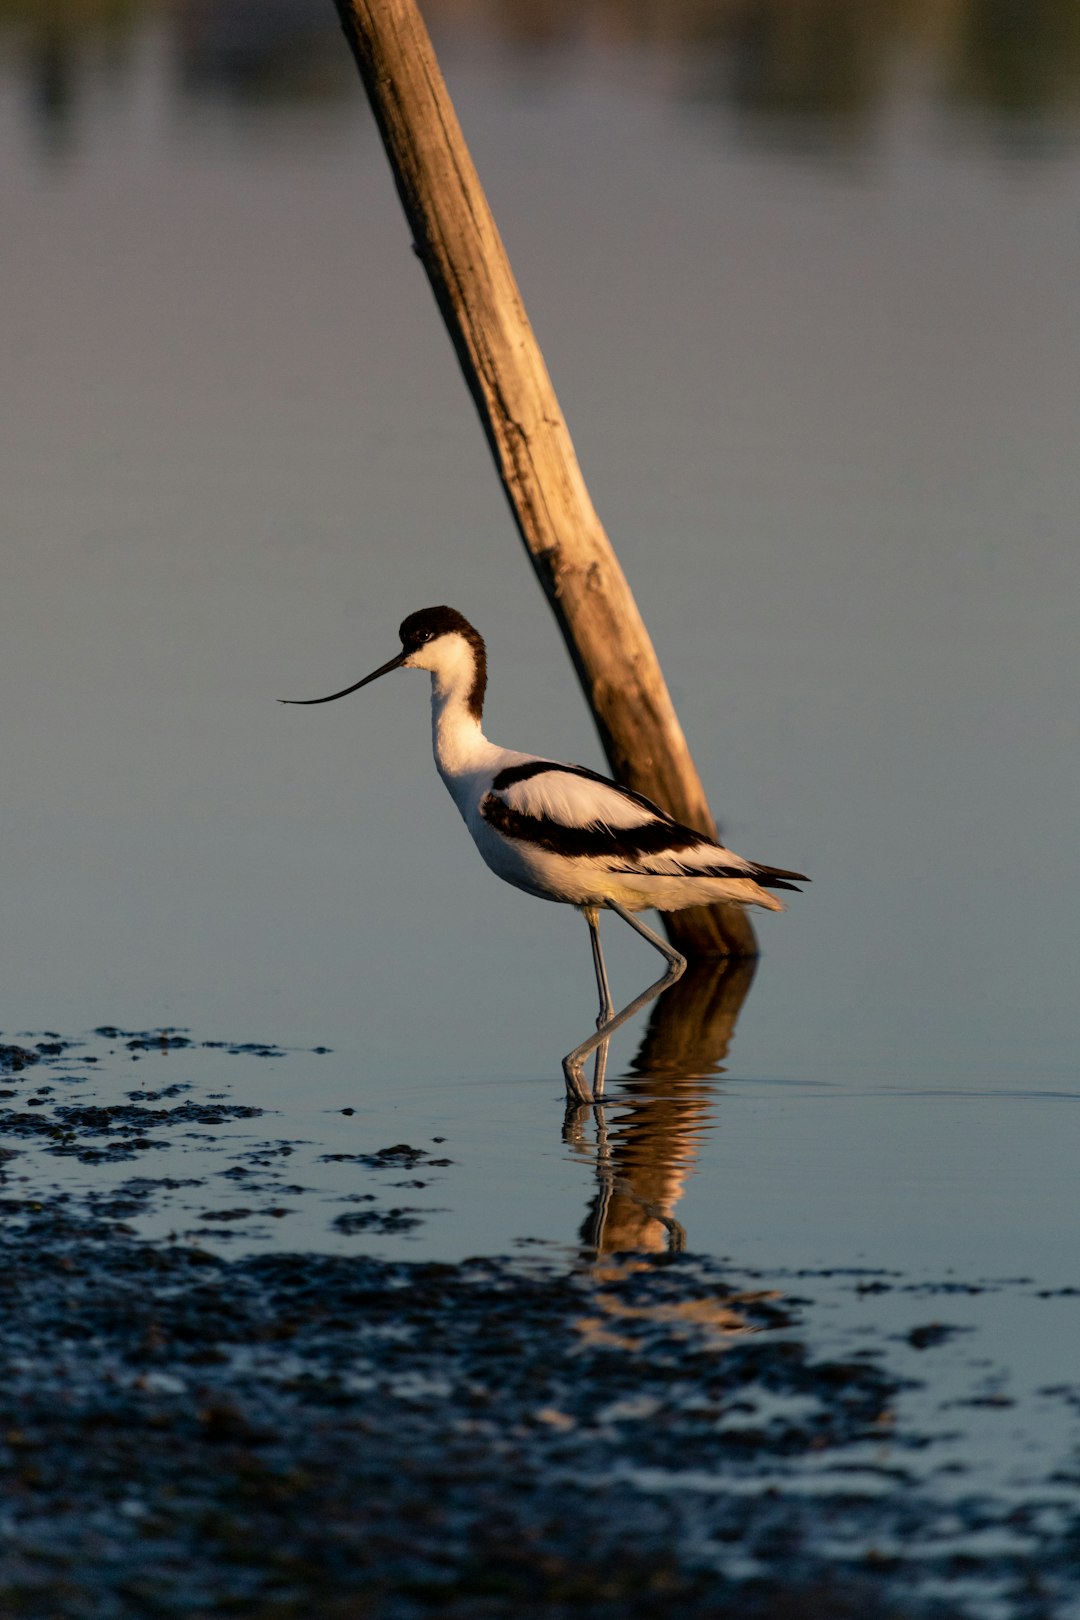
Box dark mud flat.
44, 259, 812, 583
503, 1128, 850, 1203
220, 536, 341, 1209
0, 1208, 1074, 1620
2, 1034, 1080, 1619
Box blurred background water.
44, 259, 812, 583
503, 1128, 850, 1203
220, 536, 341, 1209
2, 0, 1079, 1285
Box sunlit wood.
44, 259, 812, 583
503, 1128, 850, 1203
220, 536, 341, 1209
331, 0, 759, 956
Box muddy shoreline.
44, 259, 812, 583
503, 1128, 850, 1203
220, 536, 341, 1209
2, 1034, 1078, 1618
0, 1204, 906, 1619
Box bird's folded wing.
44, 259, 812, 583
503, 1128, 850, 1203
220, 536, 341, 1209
483, 759, 750, 871
490, 758, 671, 830
482, 759, 808, 890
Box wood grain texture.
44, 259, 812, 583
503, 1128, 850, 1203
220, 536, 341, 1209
332, 0, 758, 956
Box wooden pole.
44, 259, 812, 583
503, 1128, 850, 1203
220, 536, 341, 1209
331, 0, 758, 957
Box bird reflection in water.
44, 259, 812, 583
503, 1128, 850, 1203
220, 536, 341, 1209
565, 955, 756, 1256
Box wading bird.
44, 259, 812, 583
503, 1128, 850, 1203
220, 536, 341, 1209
282, 607, 805, 1105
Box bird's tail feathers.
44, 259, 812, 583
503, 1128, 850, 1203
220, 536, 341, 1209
750, 861, 809, 894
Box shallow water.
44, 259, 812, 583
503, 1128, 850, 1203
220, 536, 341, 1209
2, 3, 1080, 1600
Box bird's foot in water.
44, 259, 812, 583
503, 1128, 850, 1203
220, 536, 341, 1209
561, 1056, 594, 1107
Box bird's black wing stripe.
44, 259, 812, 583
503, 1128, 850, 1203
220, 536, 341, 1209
491, 759, 674, 823
606, 864, 782, 882
481, 792, 701, 862
491, 760, 557, 791
607, 861, 807, 889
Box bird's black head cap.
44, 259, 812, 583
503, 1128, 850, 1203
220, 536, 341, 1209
399, 606, 487, 719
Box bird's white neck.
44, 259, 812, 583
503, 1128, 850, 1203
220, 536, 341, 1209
426, 652, 498, 783
430, 681, 485, 774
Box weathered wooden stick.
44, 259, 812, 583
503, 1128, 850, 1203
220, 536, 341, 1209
331, 0, 758, 957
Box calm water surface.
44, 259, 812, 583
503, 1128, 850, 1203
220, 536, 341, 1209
3, 7, 1080, 1509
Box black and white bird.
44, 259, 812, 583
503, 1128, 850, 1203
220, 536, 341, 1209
282, 606, 806, 1105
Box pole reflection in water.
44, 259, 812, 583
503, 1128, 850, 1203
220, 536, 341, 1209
565, 956, 757, 1256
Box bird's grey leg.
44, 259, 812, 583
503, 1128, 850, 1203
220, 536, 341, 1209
562, 906, 610, 1106
592, 1036, 612, 1099
585, 907, 615, 1024
585, 906, 614, 1098
562, 902, 686, 1102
